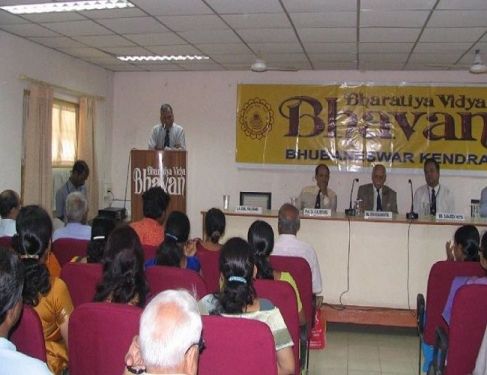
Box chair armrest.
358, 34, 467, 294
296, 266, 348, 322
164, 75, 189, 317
431, 327, 448, 375
417, 293, 425, 336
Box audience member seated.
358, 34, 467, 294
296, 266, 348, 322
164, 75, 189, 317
199, 237, 295, 375
0, 190, 20, 237
196, 208, 225, 252
130, 187, 170, 247
12, 205, 73, 374
55, 160, 89, 221
298, 163, 337, 211
273, 203, 323, 295
123, 289, 202, 375
445, 224, 480, 262
146, 211, 200, 273
71, 215, 116, 263
94, 225, 148, 307
52, 192, 91, 242
0, 246, 51, 374
356, 164, 398, 213
442, 231, 487, 325
248, 220, 305, 326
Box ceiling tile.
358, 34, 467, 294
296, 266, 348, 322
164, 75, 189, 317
359, 42, 413, 52
0, 23, 59, 37
73, 35, 135, 47
420, 28, 485, 43
147, 45, 202, 55
157, 15, 228, 31
0, 10, 33, 24
428, 10, 487, 27
313, 61, 357, 69
408, 52, 463, 64
265, 53, 309, 64
290, 12, 356, 28
360, 62, 404, 70
176, 61, 223, 70
298, 28, 356, 42
141, 64, 184, 71
238, 28, 298, 43
361, 0, 436, 10
360, 53, 410, 62
103, 64, 145, 71
28, 36, 86, 48
361, 10, 429, 27
437, 0, 487, 10
204, 0, 283, 14
282, 0, 357, 12
79, 7, 146, 19
303, 42, 356, 53
124, 32, 186, 45
179, 29, 241, 44
222, 13, 291, 29
211, 54, 255, 64
58, 47, 112, 58
130, 0, 212, 16
42, 20, 112, 36
101, 46, 152, 55
21, 12, 86, 23
195, 43, 252, 54
414, 42, 473, 52
309, 52, 357, 62
360, 28, 421, 42
249, 42, 303, 53
97, 17, 168, 34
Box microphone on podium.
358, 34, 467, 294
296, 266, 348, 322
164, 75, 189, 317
345, 178, 359, 216
406, 179, 418, 220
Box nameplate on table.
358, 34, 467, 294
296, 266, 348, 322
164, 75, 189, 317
364, 211, 393, 220
235, 205, 263, 214
303, 208, 331, 217
436, 212, 465, 221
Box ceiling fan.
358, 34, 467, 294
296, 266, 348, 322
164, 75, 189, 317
428, 49, 487, 74
250, 58, 297, 73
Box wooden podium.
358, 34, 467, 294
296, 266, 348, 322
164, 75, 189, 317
130, 149, 187, 222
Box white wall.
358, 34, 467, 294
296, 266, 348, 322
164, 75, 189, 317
0, 30, 112, 208
111, 70, 487, 237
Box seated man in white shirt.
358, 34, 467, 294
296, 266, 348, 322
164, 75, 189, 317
273, 203, 323, 295
0, 247, 51, 374
53, 192, 91, 241
413, 158, 454, 216
0, 190, 20, 237
298, 164, 337, 212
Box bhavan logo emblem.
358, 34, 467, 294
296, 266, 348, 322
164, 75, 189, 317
239, 98, 274, 140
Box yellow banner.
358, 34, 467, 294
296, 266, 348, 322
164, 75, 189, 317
236, 84, 487, 171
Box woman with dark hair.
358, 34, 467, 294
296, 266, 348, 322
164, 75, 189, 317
12, 205, 73, 375
199, 237, 295, 375
196, 208, 225, 252
248, 220, 305, 325
71, 215, 117, 263
146, 211, 200, 272
94, 225, 149, 307
445, 224, 480, 262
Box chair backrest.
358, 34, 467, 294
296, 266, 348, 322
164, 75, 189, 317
270, 255, 313, 333
445, 284, 487, 375
69, 302, 142, 375
196, 248, 220, 293
200, 315, 278, 375
142, 244, 157, 261
255, 279, 300, 375
9, 305, 47, 362
423, 260, 485, 344
60, 263, 102, 307
0, 236, 12, 248
146, 265, 208, 300
52, 238, 89, 266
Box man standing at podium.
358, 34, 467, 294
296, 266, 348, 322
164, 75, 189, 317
148, 104, 186, 150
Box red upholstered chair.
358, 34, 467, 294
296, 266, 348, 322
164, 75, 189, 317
51, 238, 89, 266
199, 315, 278, 375
69, 302, 142, 375
432, 284, 487, 375
142, 244, 157, 261
9, 305, 47, 362
420, 261, 485, 346
60, 263, 102, 307
196, 248, 220, 293
255, 279, 300, 375
0, 236, 12, 248
146, 265, 208, 299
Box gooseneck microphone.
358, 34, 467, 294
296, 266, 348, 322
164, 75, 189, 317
406, 179, 418, 220
345, 178, 359, 216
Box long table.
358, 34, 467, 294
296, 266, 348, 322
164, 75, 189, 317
204, 211, 487, 321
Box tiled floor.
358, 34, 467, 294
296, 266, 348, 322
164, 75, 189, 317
308, 323, 419, 375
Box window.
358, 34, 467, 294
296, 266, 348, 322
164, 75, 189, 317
52, 99, 78, 167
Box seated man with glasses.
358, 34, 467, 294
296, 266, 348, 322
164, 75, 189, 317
124, 289, 203, 375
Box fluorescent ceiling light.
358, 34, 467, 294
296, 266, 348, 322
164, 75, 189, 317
0, 0, 134, 14
117, 55, 210, 62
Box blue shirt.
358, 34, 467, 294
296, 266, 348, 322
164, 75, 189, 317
0, 337, 52, 374
145, 256, 201, 272
52, 222, 91, 242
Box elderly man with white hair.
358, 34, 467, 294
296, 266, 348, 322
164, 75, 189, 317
125, 289, 203, 375
52, 191, 91, 241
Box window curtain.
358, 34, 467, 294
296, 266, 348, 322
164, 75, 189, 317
52, 101, 77, 167
23, 84, 53, 210
77, 97, 99, 220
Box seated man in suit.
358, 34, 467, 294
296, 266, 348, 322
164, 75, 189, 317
298, 164, 337, 211
357, 164, 398, 213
